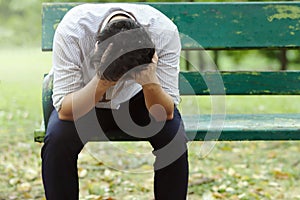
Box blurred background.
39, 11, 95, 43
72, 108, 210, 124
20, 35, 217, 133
1, 0, 300, 200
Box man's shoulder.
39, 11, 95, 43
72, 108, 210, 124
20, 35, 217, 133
57, 3, 176, 36
61, 3, 155, 25
66, 3, 154, 15
65, 3, 166, 19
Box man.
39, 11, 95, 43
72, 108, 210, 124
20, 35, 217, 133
42, 3, 189, 200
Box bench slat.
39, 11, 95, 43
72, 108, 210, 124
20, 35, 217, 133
42, 2, 300, 51
179, 71, 300, 95
34, 114, 300, 142
184, 114, 300, 141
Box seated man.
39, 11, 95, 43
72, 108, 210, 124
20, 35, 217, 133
41, 3, 189, 200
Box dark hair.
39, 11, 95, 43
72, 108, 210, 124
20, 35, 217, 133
91, 18, 155, 81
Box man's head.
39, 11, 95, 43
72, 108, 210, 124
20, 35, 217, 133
91, 12, 155, 81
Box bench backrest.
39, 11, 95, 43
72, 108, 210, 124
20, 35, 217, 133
42, 2, 300, 96
42, 2, 300, 51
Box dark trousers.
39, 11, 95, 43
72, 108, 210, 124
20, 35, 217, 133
41, 91, 189, 200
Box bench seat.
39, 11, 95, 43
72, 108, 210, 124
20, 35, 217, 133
34, 113, 300, 142
184, 114, 300, 141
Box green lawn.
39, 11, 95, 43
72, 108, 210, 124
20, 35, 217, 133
0, 47, 300, 200
0, 47, 51, 199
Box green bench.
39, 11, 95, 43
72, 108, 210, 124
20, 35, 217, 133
34, 2, 300, 142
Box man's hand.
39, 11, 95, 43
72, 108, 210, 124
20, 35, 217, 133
130, 53, 160, 86
93, 38, 155, 82
97, 78, 117, 90
128, 53, 175, 121
95, 43, 114, 80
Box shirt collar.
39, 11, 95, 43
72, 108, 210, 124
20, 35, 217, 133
100, 10, 136, 32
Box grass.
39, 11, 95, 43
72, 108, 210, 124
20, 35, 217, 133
0, 47, 300, 200
0, 47, 52, 199
0, 47, 51, 130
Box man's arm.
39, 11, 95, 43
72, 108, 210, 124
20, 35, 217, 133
142, 83, 175, 121
133, 54, 174, 121
135, 26, 181, 121
58, 43, 116, 121
58, 76, 115, 121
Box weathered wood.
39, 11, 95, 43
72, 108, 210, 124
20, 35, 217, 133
42, 2, 300, 51
35, 114, 300, 142
184, 114, 300, 141
34, 71, 300, 142
179, 71, 300, 95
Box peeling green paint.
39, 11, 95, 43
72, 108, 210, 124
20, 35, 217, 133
43, 3, 300, 50
263, 90, 271, 94
222, 72, 261, 76
203, 89, 210, 93
53, 23, 59, 31
250, 72, 261, 76
264, 5, 300, 22
289, 25, 295, 30
288, 22, 300, 31
57, 7, 69, 12
286, 44, 297, 48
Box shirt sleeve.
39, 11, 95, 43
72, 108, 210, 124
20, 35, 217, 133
155, 27, 181, 105
52, 29, 84, 111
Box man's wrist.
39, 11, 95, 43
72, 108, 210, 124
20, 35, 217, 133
93, 75, 112, 91
142, 82, 161, 91
98, 79, 113, 88
137, 74, 160, 86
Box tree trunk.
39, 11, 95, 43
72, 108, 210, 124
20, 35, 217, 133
279, 49, 287, 70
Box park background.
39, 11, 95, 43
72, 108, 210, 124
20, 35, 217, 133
1, 0, 300, 199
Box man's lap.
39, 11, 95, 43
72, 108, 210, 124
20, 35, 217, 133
45, 91, 187, 144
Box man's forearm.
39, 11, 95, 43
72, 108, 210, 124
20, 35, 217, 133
58, 76, 112, 121
142, 83, 174, 121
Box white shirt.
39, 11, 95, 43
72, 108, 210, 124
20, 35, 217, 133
51, 3, 181, 111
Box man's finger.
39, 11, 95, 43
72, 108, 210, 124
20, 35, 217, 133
100, 43, 113, 65
152, 52, 158, 64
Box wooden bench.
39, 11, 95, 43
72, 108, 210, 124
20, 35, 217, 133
34, 2, 300, 143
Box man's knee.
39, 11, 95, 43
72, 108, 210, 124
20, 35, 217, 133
151, 115, 188, 170
150, 108, 188, 150
42, 110, 83, 155
46, 111, 76, 140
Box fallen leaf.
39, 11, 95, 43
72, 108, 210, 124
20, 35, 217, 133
78, 168, 88, 178
24, 168, 38, 181
213, 192, 226, 199
17, 182, 31, 192
189, 174, 215, 186
272, 169, 290, 179
9, 178, 19, 186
